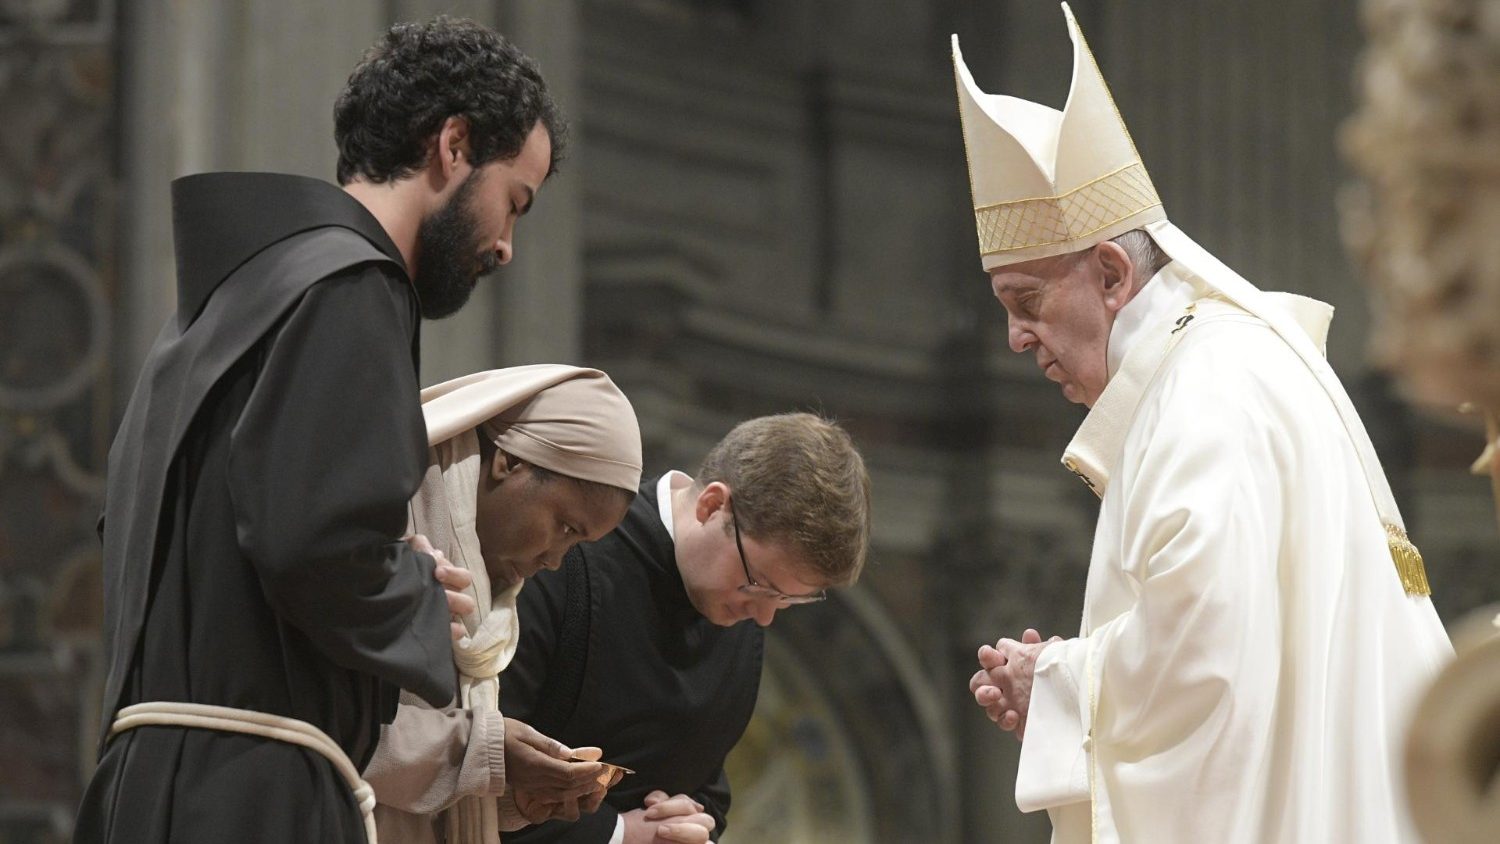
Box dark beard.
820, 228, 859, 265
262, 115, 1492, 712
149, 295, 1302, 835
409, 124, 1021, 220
411, 170, 499, 320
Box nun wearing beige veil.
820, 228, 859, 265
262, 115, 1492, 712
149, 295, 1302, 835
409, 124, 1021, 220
364, 365, 643, 844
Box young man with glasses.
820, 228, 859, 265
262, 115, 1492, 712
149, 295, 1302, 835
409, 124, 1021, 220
500, 413, 871, 844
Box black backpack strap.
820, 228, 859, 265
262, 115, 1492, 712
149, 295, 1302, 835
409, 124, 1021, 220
528, 546, 591, 736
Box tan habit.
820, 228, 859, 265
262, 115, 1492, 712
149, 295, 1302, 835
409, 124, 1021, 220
423, 364, 643, 492
366, 365, 641, 844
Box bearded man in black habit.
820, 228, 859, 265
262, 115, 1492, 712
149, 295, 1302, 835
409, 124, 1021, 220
74, 18, 565, 843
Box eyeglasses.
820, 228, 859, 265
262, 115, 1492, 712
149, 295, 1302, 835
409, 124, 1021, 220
728, 499, 826, 606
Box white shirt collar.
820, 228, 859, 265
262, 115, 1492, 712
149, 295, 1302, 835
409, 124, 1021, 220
1106, 261, 1202, 380
655, 470, 692, 540
1064, 262, 1207, 497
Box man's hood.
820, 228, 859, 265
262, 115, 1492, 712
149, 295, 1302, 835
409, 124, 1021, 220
170, 172, 406, 327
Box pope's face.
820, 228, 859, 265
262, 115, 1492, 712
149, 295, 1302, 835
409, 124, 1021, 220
473, 455, 629, 590
989, 246, 1123, 408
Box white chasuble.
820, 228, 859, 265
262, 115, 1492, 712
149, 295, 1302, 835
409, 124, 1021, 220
1017, 263, 1453, 843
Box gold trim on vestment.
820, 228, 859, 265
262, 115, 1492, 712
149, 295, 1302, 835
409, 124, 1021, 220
1386, 523, 1432, 597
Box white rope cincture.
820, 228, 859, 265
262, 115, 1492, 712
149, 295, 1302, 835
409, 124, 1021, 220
109, 701, 379, 843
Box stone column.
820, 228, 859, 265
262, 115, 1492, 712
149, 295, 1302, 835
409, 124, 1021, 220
0, 4, 119, 838
381, 1, 507, 385
120, 0, 584, 388
1089, 0, 1367, 368
491, 0, 585, 368
118, 0, 389, 396
411, 0, 584, 383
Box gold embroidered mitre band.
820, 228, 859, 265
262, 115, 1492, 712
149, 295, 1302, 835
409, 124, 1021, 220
953, 3, 1167, 270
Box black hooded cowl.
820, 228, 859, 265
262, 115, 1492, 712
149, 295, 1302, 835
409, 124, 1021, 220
74, 173, 456, 843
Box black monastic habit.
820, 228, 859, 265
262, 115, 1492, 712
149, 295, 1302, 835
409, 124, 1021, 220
74, 173, 456, 843
502, 477, 764, 843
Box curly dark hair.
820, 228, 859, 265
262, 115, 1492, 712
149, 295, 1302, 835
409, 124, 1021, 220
334, 17, 566, 185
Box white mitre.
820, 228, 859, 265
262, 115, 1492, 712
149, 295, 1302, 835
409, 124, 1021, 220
951, 2, 1430, 595
953, 2, 1165, 270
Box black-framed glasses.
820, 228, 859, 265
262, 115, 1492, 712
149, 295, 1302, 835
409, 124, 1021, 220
729, 499, 826, 606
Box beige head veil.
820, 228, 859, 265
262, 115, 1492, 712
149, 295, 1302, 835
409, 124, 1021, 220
422, 364, 643, 489
412, 365, 640, 844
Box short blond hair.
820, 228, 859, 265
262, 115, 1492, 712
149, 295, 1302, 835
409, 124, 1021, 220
698, 413, 871, 586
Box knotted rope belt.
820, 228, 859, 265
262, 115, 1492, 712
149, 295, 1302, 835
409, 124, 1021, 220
108, 701, 379, 843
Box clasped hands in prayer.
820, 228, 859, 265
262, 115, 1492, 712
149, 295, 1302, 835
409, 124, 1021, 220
621, 791, 717, 843
970, 627, 1062, 741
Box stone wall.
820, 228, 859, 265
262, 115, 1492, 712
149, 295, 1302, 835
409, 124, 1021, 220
0, 3, 118, 840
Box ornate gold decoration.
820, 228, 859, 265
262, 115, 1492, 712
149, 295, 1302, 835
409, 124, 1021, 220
951, 5, 1168, 270
722, 636, 875, 843
1461, 403, 1500, 530
975, 162, 1162, 257
1061, 456, 1099, 498
1344, 2, 1500, 839
1402, 604, 1500, 841
1341, 0, 1500, 410
1385, 523, 1431, 597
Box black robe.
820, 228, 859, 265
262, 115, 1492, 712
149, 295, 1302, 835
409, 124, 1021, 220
74, 173, 456, 843
501, 477, 764, 843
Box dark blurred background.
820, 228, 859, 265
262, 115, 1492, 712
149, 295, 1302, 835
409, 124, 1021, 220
1, 1, 1496, 841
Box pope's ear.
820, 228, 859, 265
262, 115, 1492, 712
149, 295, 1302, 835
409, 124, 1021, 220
1095, 241, 1133, 312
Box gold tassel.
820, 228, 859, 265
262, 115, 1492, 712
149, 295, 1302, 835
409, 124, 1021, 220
1386, 523, 1431, 597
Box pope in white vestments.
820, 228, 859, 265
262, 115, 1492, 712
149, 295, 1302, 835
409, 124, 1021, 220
956, 5, 1453, 842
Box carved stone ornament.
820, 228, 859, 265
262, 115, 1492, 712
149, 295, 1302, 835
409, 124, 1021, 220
1342, 0, 1500, 411
1343, 2, 1500, 840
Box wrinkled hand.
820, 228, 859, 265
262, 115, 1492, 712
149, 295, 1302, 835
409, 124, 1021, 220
968, 628, 1061, 740
407, 533, 474, 640
621, 791, 715, 844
